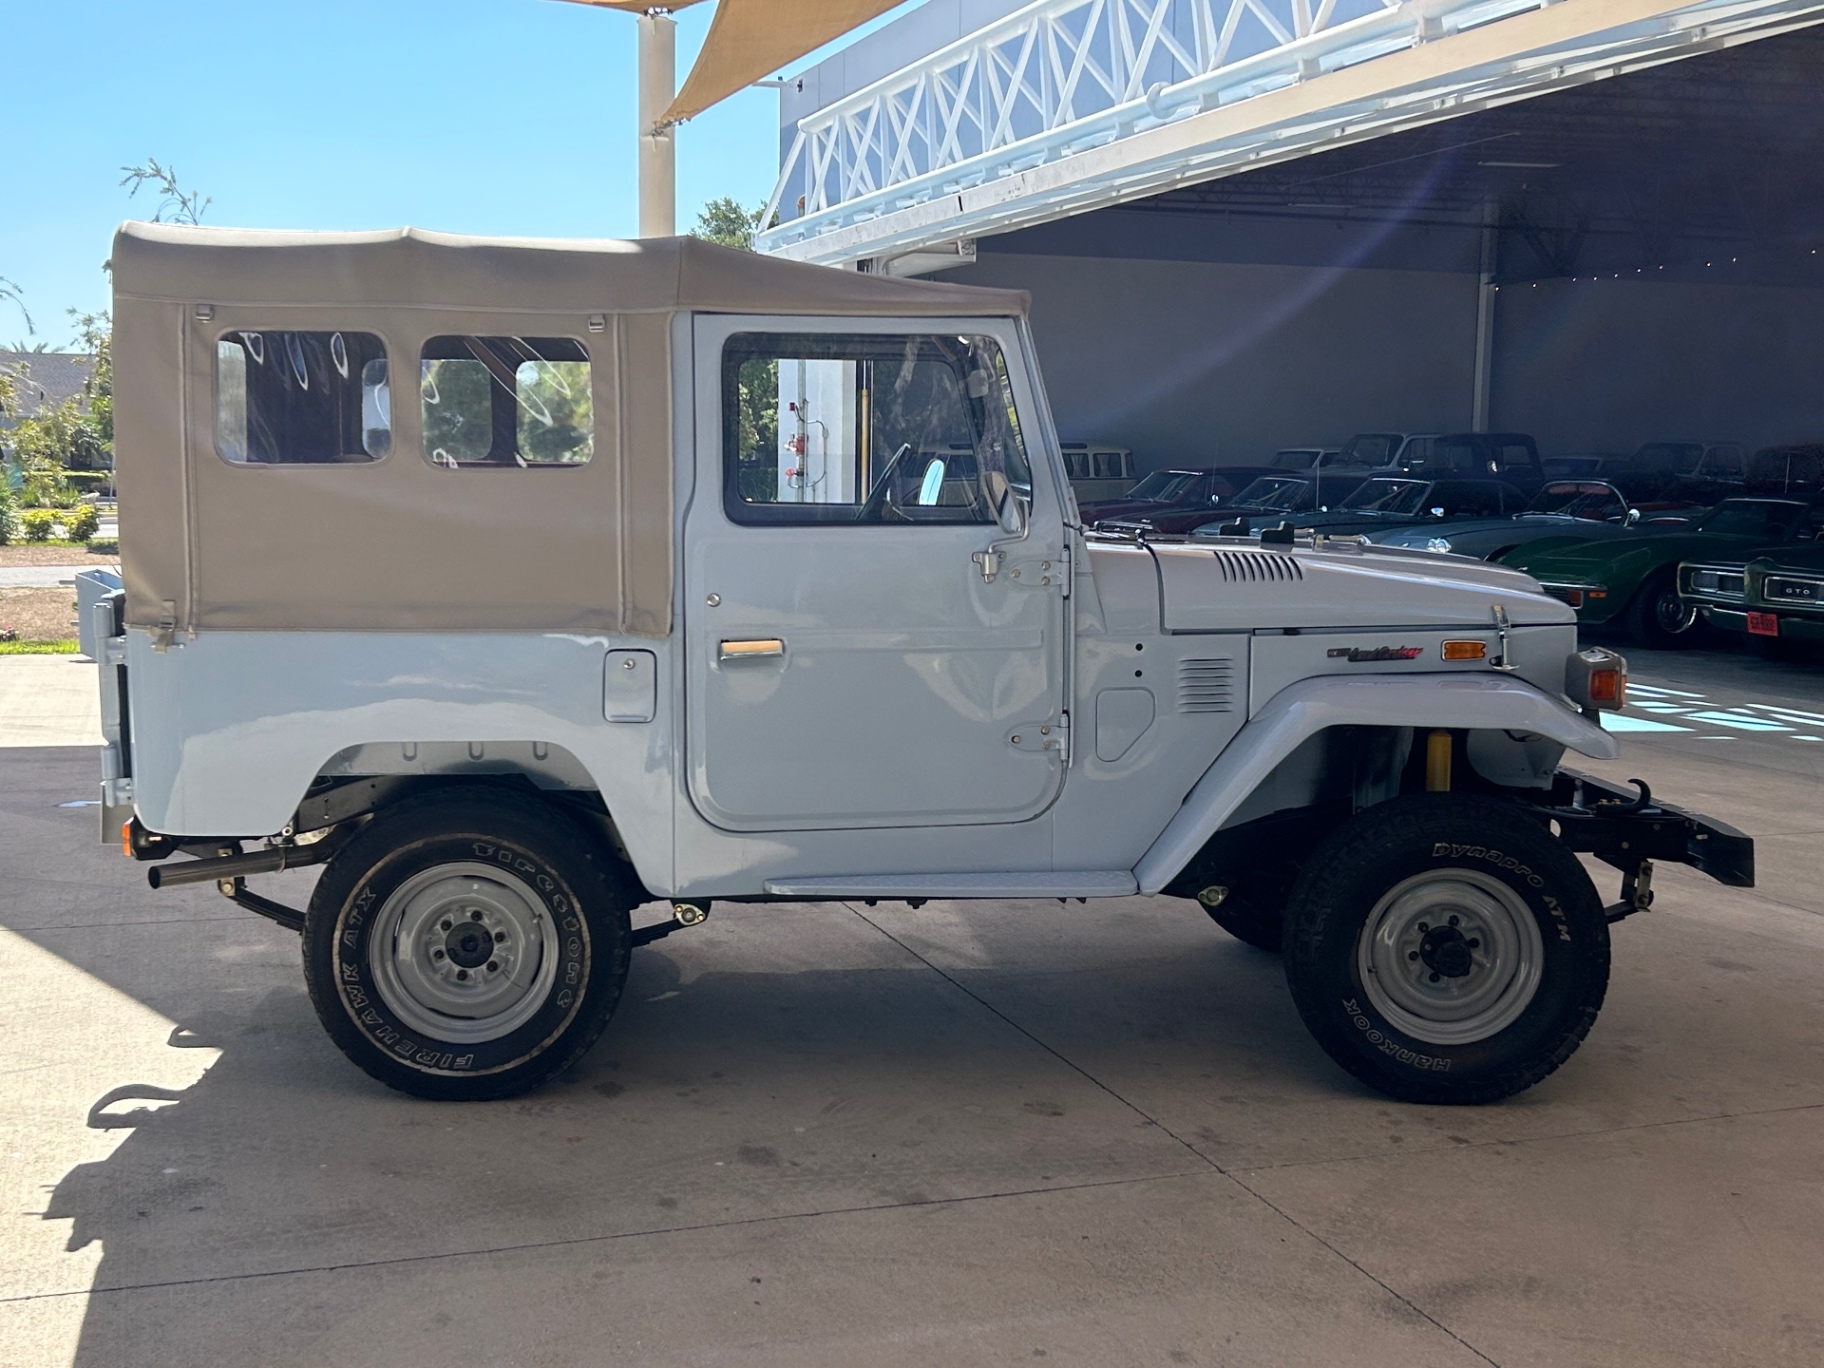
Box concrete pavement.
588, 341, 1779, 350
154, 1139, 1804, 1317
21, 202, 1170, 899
0, 648, 1821, 1366
0, 659, 102, 749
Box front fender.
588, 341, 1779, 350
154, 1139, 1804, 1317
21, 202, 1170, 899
1131, 673, 1618, 895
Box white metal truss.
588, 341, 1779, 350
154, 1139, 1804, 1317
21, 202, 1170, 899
755, 0, 1824, 265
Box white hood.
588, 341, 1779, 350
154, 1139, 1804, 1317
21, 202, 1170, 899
1141, 540, 1572, 633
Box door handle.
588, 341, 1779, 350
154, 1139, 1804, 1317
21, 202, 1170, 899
719, 638, 785, 662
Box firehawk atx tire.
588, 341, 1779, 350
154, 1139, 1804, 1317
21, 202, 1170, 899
1282, 794, 1609, 1104
303, 790, 635, 1100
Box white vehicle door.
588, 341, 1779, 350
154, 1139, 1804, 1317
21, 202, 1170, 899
685, 317, 1068, 832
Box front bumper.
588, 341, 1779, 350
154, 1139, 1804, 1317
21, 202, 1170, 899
1698, 606, 1824, 642
1528, 769, 1754, 889
1536, 581, 1617, 621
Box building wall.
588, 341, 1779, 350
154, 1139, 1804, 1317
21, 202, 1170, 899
942, 252, 1824, 470
1491, 277, 1824, 454
944, 252, 1480, 471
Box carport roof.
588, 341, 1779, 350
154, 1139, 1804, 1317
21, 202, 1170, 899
756, 0, 1824, 269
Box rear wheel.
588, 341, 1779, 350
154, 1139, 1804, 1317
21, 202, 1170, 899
1282, 794, 1609, 1104
303, 790, 636, 1100
1626, 568, 1699, 648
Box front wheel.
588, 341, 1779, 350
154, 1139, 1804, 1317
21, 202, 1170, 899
1626, 568, 1699, 648
1282, 794, 1609, 1104
303, 790, 636, 1100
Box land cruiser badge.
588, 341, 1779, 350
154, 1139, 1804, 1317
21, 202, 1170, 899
1328, 645, 1423, 662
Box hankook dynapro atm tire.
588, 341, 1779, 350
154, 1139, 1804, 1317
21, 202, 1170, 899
303, 790, 635, 1100
1282, 794, 1609, 1104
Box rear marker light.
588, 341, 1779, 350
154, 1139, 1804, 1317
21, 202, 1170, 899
121, 821, 133, 859
1442, 640, 1487, 661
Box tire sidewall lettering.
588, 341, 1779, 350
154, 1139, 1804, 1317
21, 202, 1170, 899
333, 836, 591, 1078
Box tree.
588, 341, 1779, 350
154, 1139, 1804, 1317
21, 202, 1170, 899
691, 198, 764, 251
119, 158, 211, 225
0, 276, 30, 335
68, 311, 113, 452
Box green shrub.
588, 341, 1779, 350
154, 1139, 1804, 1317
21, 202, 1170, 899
20, 509, 59, 541
66, 471, 113, 495
62, 504, 101, 542
0, 487, 17, 545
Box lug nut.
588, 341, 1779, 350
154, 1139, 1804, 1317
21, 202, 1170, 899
456, 969, 469, 981
1448, 915, 1460, 927
1408, 951, 1419, 961
1417, 922, 1430, 932
441, 919, 452, 932
470, 909, 485, 922
432, 949, 445, 961
1468, 938, 1481, 950
487, 961, 499, 973
1429, 972, 1440, 983
494, 930, 507, 943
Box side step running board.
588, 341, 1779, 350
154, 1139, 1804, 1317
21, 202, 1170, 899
762, 872, 1137, 900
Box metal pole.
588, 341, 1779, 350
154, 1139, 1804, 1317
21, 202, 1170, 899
1471, 203, 1498, 432
637, 10, 676, 238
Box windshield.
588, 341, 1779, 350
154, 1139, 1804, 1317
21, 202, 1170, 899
1525, 482, 1625, 520
1340, 479, 1430, 514
1694, 499, 1808, 539
1127, 471, 1198, 501
1233, 476, 1308, 510
1341, 433, 1399, 465
1272, 450, 1320, 470
1633, 442, 1704, 475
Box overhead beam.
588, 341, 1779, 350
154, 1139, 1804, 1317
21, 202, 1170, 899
757, 0, 1824, 266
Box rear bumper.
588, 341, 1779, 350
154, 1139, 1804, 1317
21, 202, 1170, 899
1531, 769, 1754, 888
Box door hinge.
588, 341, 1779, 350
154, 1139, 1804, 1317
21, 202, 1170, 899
1008, 716, 1069, 758
1004, 557, 1063, 588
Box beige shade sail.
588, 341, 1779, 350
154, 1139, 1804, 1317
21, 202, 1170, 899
111, 222, 1028, 638
551, 0, 905, 124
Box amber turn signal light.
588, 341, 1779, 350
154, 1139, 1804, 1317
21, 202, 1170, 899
1587, 666, 1626, 706
121, 820, 134, 859
1441, 640, 1487, 661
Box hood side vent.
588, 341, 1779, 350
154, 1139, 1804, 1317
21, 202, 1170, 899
1178, 658, 1236, 714
1211, 550, 1303, 583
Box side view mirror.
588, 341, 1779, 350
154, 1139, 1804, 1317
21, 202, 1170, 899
1429, 506, 1446, 519
1626, 508, 1641, 526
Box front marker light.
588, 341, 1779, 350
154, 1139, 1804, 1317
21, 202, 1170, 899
1566, 646, 1628, 718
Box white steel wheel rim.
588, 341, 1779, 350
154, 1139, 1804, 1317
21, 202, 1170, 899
368, 862, 560, 1046
1355, 868, 1544, 1046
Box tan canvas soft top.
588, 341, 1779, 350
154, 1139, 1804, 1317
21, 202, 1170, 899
111, 223, 1030, 637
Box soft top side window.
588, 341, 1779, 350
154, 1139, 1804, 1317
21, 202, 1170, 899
420, 336, 593, 468
215, 330, 390, 464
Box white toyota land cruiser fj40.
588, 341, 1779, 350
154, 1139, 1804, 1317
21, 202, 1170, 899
78, 223, 1752, 1105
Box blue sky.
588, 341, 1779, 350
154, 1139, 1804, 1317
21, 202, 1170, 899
2, 0, 917, 347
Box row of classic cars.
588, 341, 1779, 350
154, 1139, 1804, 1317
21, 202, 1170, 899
1078, 437, 1824, 653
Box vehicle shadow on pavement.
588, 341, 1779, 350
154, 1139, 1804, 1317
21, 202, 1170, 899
27, 909, 1331, 1365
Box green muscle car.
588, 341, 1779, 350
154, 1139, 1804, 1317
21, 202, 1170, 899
1502, 496, 1824, 647
1681, 541, 1824, 659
